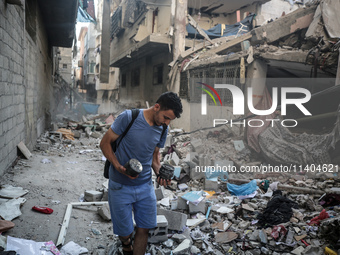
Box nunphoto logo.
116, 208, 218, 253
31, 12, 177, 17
196, 81, 312, 128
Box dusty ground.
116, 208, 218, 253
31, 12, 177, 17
1, 137, 114, 253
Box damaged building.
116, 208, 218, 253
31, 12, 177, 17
100, 0, 338, 133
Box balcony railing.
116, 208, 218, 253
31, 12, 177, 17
110, 6, 123, 41
110, 0, 147, 41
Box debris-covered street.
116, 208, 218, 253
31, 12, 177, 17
1, 110, 339, 254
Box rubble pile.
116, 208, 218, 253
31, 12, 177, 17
1, 112, 340, 255
146, 126, 340, 255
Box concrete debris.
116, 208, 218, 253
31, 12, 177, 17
17, 141, 32, 159
60, 241, 89, 254
3, 112, 340, 255
148, 215, 168, 243
215, 231, 238, 243
84, 190, 103, 202
172, 239, 191, 254
97, 203, 111, 221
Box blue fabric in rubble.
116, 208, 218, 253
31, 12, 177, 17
227, 179, 258, 196
186, 13, 255, 39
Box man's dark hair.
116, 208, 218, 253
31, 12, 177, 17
156, 92, 183, 118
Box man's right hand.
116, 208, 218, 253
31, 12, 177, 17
116, 164, 138, 179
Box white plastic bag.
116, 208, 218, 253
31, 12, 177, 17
6, 236, 48, 255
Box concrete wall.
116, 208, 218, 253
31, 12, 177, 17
25, 5, 53, 148
0, 2, 57, 175
96, 67, 120, 114
0, 3, 26, 174
118, 51, 172, 107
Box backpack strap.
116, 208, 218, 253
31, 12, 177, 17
116, 108, 140, 148
161, 124, 167, 140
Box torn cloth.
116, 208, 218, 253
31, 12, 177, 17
319, 193, 340, 207
227, 179, 258, 196
257, 191, 298, 227
308, 209, 329, 226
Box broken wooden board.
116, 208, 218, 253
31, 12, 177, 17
17, 141, 31, 159
57, 202, 108, 246
57, 128, 75, 141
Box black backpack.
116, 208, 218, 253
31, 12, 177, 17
104, 109, 167, 178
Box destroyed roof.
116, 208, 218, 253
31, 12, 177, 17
186, 14, 255, 39
188, 0, 270, 14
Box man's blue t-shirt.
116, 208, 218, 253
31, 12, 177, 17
109, 109, 167, 185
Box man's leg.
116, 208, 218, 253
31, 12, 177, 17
108, 180, 135, 254
133, 228, 149, 255
119, 233, 133, 254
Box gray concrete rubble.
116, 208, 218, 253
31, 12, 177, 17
1, 112, 340, 255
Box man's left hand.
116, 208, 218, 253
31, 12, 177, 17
157, 175, 171, 186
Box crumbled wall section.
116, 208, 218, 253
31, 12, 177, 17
0, 3, 26, 175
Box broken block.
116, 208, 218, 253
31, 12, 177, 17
157, 208, 187, 231
91, 132, 101, 139
173, 239, 191, 255
190, 139, 204, 154
84, 190, 103, 202
170, 152, 180, 166
17, 141, 32, 159
101, 189, 108, 201
49, 131, 63, 141
204, 177, 218, 191
73, 130, 81, 139
39, 141, 51, 151
190, 165, 205, 180
155, 187, 164, 201
148, 215, 168, 243
177, 196, 189, 211
189, 199, 206, 214
97, 203, 111, 221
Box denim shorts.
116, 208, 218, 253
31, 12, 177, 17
108, 179, 157, 237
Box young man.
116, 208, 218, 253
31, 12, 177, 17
100, 92, 183, 255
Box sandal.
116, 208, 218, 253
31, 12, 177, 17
121, 238, 133, 255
